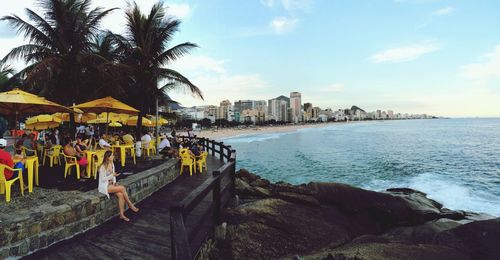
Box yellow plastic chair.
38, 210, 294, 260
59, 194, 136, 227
0, 165, 24, 202
142, 141, 156, 157
179, 149, 195, 176
196, 152, 208, 173
92, 150, 107, 179
63, 153, 80, 180
21, 146, 38, 158
43, 145, 62, 167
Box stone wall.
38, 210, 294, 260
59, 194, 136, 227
0, 160, 178, 258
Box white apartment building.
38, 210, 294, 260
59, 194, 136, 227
290, 92, 302, 123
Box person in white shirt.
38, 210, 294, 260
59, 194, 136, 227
98, 151, 139, 222
141, 132, 152, 148
158, 136, 175, 158
99, 134, 112, 149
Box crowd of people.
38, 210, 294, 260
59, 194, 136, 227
0, 125, 203, 221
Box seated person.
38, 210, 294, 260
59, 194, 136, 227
74, 137, 87, 153
63, 137, 88, 176
14, 134, 26, 155
190, 142, 201, 157
141, 132, 152, 148
99, 134, 112, 149
0, 138, 27, 187
158, 136, 176, 159
122, 133, 134, 144
22, 133, 36, 156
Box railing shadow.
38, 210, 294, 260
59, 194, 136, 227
170, 136, 236, 260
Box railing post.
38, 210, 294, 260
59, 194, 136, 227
230, 150, 236, 197
212, 170, 221, 225
219, 142, 224, 162
170, 206, 192, 260
226, 145, 232, 160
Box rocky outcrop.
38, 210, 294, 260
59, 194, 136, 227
207, 169, 499, 260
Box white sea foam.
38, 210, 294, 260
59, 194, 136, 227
223, 131, 295, 143
365, 173, 500, 217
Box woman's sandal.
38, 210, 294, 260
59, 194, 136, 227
131, 206, 140, 213
119, 216, 130, 222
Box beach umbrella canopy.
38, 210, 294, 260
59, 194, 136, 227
108, 122, 123, 127
126, 116, 152, 126
25, 121, 61, 130
0, 88, 73, 116
72, 96, 139, 115
52, 108, 97, 123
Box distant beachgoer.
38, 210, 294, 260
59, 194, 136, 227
98, 150, 139, 222
171, 127, 176, 138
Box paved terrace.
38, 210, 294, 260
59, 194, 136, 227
20, 155, 223, 259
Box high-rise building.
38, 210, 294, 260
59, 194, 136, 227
254, 100, 267, 113
233, 100, 254, 113
290, 92, 302, 123
218, 100, 232, 120
303, 102, 312, 121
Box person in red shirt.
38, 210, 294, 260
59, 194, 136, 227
0, 139, 26, 182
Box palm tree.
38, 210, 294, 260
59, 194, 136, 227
0, 62, 16, 90
1, 0, 117, 105
109, 2, 203, 138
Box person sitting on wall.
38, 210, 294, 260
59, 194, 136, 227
98, 150, 139, 222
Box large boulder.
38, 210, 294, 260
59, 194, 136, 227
219, 198, 353, 259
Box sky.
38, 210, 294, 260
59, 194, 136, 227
1, 0, 500, 117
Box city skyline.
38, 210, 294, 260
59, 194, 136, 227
1, 1, 500, 117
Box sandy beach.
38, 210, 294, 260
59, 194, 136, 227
184, 121, 350, 141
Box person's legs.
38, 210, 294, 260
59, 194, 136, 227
115, 185, 139, 212
108, 185, 129, 221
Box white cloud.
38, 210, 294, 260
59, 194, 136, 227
270, 17, 299, 34
169, 55, 276, 107
460, 45, 500, 83
321, 83, 344, 93
370, 43, 439, 64
260, 0, 276, 7
172, 55, 227, 74
281, 0, 313, 12
433, 6, 454, 16
166, 3, 192, 19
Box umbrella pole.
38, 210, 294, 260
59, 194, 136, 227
155, 97, 159, 151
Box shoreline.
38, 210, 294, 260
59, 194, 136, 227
190, 121, 353, 140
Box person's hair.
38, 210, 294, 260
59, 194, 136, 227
64, 137, 72, 146
101, 150, 114, 171
22, 134, 27, 138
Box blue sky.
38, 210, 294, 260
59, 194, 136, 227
1, 0, 500, 116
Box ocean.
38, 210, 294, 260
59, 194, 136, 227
222, 118, 500, 217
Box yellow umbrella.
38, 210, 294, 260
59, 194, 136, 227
0, 88, 73, 115
72, 96, 139, 115
99, 112, 130, 123
25, 121, 60, 130
109, 122, 123, 127
126, 116, 152, 126
0, 88, 73, 128
150, 117, 168, 126
52, 108, 96, 123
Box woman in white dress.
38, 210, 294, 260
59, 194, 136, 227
98, 150, 139, 221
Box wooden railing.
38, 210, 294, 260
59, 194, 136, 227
170, 136, 236, 260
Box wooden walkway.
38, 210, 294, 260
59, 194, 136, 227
23, 156, 223, 260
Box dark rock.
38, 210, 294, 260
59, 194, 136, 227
236, 169, 260, 183
436, 218, 500, 260
304, 242, 470, 260
276, 192, 320, 206
250, 178, 270, 188
380, 219, 462, 244
235, 178, 271, 198
222, 199, 352, 259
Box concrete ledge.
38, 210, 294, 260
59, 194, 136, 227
0, 159, 179, 258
